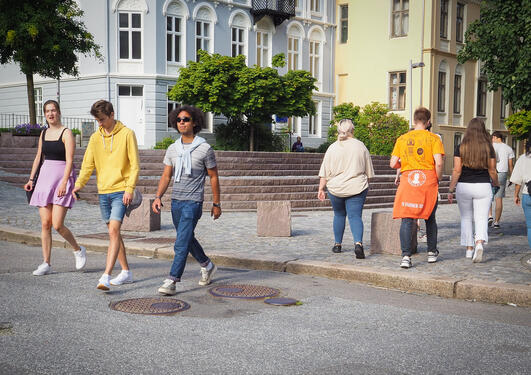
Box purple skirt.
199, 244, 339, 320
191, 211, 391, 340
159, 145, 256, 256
30, 160, 76, 208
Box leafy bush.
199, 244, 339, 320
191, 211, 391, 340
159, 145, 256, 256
153, 136, 176, 150
505, 110, 531, 140
71, 128, 81, 136
328, 102, 361, 143
214, 118, 285, 151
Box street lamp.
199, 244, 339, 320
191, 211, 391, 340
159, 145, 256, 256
409, 60, 425, 128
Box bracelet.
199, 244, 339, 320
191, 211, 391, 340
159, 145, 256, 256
155, 196, 162, 200
448, 189, 455, 194
212, 203, 221, 208
29, 178, 34, 182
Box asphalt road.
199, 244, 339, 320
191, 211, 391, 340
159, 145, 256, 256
1, 240, 530, 375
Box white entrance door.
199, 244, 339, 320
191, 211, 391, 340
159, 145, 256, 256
117, 85, 144, 146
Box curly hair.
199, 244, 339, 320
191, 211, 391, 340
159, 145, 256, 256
169, 105, 204, 134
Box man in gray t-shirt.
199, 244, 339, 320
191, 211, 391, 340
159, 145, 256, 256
152, 105, 221, 296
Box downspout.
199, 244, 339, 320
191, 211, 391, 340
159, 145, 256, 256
106, 0, 111, 101
420, 0, 425, 106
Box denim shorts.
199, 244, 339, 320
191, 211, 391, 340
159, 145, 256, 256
98, 191, 127, 223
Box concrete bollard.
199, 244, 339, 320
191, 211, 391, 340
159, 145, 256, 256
122, 196, 161, 232
257, 201, 291, 237
370, 211, 417, 255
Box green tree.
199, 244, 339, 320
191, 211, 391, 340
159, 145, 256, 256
457, 0, 531, 110
169, 50, 316, 151
0, 0, 101, 124
505, 110, 531, 140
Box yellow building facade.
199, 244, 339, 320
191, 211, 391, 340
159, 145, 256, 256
335, 0, 519, 173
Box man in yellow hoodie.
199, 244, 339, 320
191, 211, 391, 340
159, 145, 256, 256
72, 100, 140, 290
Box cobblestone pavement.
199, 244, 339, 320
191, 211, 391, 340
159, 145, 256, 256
1, 178, 529, 285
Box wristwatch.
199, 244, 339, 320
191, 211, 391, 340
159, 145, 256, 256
212, 203, 221, 208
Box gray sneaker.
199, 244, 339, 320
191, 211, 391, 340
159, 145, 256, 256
158, 279, 177, 295
199, 263, 217, 286
400, 256, 412, 269
427, 251, 439, 263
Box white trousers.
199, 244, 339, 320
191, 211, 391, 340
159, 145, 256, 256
456, 182, 493, 246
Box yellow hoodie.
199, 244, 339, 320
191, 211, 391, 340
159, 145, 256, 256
75, 121, 140, 194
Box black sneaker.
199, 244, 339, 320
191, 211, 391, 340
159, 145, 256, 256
488, 217, 494, 227
354, 243, 365, 259
332, 244, 342, 253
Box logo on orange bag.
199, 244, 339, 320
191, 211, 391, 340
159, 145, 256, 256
407, 170, 426, 187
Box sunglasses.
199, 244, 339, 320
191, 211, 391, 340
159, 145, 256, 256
176, 117, 192, 123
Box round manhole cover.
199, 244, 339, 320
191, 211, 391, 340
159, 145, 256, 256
109, 297, 190, 315
209, 284, 280, 299
264, 297, 299, 306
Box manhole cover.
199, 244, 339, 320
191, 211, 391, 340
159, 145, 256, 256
109, 297, 190, 315
132, 237, 176, 244
209, 284, 279, 299
264, 297, 299, 306
79, 233, 144, 240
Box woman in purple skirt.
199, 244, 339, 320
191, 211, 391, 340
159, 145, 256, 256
23, 100, 86, 275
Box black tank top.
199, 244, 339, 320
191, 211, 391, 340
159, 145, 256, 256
42, 128, 67, 161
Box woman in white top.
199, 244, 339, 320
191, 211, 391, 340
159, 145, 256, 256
318, 119, 375, 258
509, 133, 531, 249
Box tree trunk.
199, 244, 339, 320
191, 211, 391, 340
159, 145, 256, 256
26, 73, 36, 125
249, 123, 255, 151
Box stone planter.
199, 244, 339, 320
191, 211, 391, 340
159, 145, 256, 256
0, 133, 39, 148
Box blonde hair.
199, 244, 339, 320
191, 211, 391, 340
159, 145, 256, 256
337, 119, 354, 141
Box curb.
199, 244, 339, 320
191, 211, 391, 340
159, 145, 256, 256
1, 225, 530, 307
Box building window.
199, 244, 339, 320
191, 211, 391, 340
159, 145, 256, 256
454, 132, 462, 150
392, 0, 409, 37
500, 94, 506, 119
195, 20, 211, 62
456, 2, 465, 43
310, 0, 320, 13
389, 71, 406, 111
438, 71, 446, 112
231, 27, 245, 57
309, 40, 321, 83
477, 78, 487, 117
119, 12, 142, 60
256, 30, 270, 67
287, 36, 300, 71
453, 74, 462, 114
440, 0, 449, 39
308, 102, 320, 136
34, 88, 43, 119
167, 86, 179, 129
339, 5, 348, 44
118, 85, 143, 97
167, 16, 183, 63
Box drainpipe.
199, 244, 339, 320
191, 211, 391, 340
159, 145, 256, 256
420, 0, 425, 106
106, 0, 111, 101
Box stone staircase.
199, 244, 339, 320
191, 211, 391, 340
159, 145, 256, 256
0, 147, 451, 211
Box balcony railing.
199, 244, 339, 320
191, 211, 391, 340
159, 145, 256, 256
251, 0, 296, 26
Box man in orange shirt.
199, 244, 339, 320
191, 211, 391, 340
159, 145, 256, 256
390, 107, 444, 268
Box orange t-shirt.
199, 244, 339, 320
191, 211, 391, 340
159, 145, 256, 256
391, 130, 445, 171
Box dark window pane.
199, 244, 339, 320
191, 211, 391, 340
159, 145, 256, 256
239, 29, 243, 41
175, 35, 180, 62
132, 31, 141, 59
118, 86, 130, 96
232, 27, 236, 41
196, 21, 201, 35
119, 13, 128, 28
168, 103, 173, 115
132, 13, 141, 28
204, 22, 209, 36
132, 86, 143, 96
232, 45, 237, 57
167, 16, 172, 31
341, 5, 348, 18
167, 33, 172, 61
175, 18, 181, 32
119, 31, 129, 58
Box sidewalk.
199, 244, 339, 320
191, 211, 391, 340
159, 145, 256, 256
0, 179, 529, 305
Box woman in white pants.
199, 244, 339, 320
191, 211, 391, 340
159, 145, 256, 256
447, 118, 499, 262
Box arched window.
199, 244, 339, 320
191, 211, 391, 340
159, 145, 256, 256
255, 17, 274, 67
308, 27, 325, 89
115, 0, 148, 61
287, 22, 304, 71
193, 3, 217, 62
229, 11, 251, 59
437, 60, 448, 113
453, 64, 463, 115
164, 0, 189, 66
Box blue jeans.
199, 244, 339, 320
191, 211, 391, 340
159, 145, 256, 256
328, 189, 369, 244
98, 191, 127, 223
169, 200, 210, 280
400, 200, 438, 256
523, 194, 531, 249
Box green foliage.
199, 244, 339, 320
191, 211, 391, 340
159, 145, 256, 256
327, 102, 408, 155
505, 110, 531, 140
457, 0, 531, 110
214, 118, 285, 152
153, 136, 176, 150
168, 51, 316, 150
271, 53, 285, 68
71, 128, 81, 136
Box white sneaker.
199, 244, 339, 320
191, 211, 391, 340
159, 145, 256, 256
73, 246, 87, 270
472, 243, 484, 263
110, 270, 133, 286
400, 256, 412, 269
199, 263, 217, 286
427, 251, 438, 263
97, 274, 111, 290
158, 279, 177, 295
466, 249, 474, 259
32, 262, 51, 276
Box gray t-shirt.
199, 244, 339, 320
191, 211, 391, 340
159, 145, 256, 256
163, 141, 217, 202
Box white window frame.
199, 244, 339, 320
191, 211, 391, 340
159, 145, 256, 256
456, 2, 465, 44
118, 12, 142, 60
339, 4, 348, 44
231, 26, 246, 57
229, 11, 250, 61
391, 0, 409, 38
389, 71, 407, 111
34, 87, 43, 124
195, 19, 212, 62
167, 85, 180, 129
166, 15, 184, 65
309, 40, 321, 84
256, 30, 271, 67
310, 0, 321, 14
308, 101, 321, 137
440, 0, 449, 39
